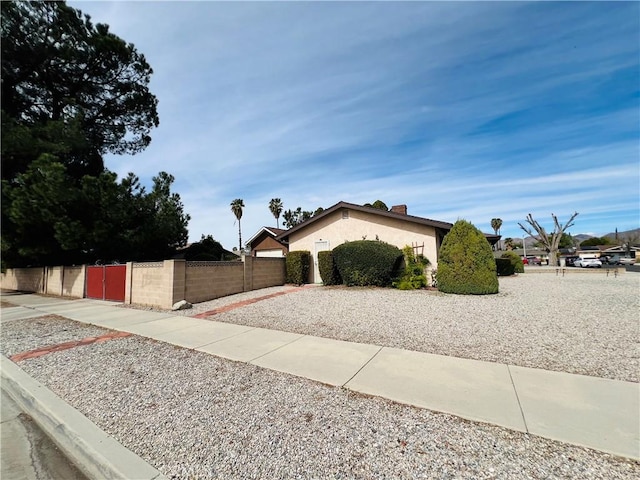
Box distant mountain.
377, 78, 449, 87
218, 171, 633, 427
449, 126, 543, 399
603, 228, 640, 241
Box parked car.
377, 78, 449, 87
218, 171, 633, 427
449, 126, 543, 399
601, 255, 635, 266
521, 257, 528, 265
563, 256, 580, 267
574, 258, 602, 268
526, 256, 542, 266
619, 256, 636, 266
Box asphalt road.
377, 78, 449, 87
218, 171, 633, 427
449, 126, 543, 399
1, 389, 88, 480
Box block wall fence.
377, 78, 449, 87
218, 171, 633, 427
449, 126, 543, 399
1, 257, 286, 309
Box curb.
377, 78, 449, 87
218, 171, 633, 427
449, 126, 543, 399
1, 356, 167, 480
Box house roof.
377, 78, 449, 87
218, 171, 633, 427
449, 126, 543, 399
276, 201, 500, 243
246, 226, 287, 247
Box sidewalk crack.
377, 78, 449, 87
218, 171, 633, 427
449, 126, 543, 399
507, 365, 529, 433
342, 345, 384, 387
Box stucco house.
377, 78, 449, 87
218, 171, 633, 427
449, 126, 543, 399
276, 201, 499, 283
246, 227, 288, 257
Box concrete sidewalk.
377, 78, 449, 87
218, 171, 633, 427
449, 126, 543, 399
2, 293, 639, 461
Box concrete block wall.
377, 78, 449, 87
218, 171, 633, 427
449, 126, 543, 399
45, 266, 63, 296
128, 262, 169, 308
251, 257, 286, 290
62, 266, 86, 297
0, 267, 45, 293
2, 256, 286, 309
185, 262, 244, 304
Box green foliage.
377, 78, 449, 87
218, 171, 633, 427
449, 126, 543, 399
2, 155, 189, 267
558, 233, 575, 249
318, 250, 342, 286
286, 251, 310, 285
1, 0, 159, 181
501, 251, 524, 273
436, 220, 499, 295
495, 258, 515, 277
269, 198, 283, 228
183, 235, 236, 261
0, 1, 188, 268
393, 245, 431, 290
580, 237, 612, 247
363, 200, 389, 211
332, 240, 403, 287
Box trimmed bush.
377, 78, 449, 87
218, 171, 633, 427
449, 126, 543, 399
495, 258, 515, 276
436, 220, 499, 295
332, 240, 403, 287
318, 250, 342, 285
393, 245, 430, 290
501, 251, 524, 274
286, 250, 310, 285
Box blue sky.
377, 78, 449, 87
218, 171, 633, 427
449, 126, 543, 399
70, 1, 639, 249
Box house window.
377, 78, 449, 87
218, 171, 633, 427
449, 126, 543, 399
342, 210, 349, 219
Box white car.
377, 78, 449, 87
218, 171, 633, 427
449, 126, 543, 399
574, 258, 602, 268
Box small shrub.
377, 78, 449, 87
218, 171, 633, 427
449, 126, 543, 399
286, 250, 310, 285
318, 250, 342, 285
393, 245, 431, 290
501, 251, 524, 273
436, 220, 499, 295
332, 240, 403, 287
495, 258, 515, 276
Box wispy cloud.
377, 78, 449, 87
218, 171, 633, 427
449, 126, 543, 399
70, 1, 639, 247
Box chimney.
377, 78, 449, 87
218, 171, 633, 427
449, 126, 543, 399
391, 204, 407, 215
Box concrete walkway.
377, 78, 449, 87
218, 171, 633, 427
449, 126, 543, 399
2, 292, 638, 462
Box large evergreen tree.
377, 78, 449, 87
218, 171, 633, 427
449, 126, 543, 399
1, 0, 159, 180
1, 1, 189, 268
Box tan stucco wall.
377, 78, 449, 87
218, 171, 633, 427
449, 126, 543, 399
288, 209, 440, 282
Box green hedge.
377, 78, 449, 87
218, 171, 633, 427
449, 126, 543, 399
285, 250, 310, 285
501, 251, 524, 273
436, 220, 499, 295
332, 240, 403, 287
318, 250, 342, 285
495, 258, 515, 276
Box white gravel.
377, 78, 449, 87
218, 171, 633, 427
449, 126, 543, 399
146, 272, 640, 383
7, 329, 638, 480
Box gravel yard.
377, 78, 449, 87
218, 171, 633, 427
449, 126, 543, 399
2, 320, 638, 479
166, 272, 640, 383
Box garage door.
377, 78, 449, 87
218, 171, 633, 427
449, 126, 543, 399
256, 249, 284, 257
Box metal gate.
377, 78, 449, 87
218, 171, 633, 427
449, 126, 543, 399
86, 265, 126, 302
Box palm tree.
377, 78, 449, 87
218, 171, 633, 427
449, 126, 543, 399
269, 198, 283, 228
230, 199, 245, 252
491, 218, 503, 250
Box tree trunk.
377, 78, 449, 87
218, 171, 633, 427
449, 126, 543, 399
238, 219, 242, 253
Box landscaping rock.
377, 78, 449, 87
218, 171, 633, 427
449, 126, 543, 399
171, 300, 192, 311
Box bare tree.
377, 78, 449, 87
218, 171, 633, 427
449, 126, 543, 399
518, 212, 578, 266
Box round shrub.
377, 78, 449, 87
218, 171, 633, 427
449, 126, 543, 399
501, 251, 524, 274
436, 220, 499, 295
318, 250, 342, 286
332, 240, 403, 287
285, 250, 310, 285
